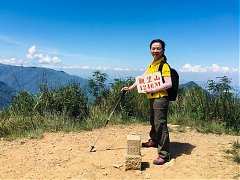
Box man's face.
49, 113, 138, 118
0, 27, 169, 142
151, 42, 163, 60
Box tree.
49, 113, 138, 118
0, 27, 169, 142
207, 76, 232, 96
88, 71, 108, 104
207, 76, 239, 130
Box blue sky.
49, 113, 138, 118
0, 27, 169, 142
0, 0, 239, 86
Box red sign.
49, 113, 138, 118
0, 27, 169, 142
136, 72, 162, 93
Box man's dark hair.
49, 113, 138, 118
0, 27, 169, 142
149, 39, 166, 51
150, 39, 167, 61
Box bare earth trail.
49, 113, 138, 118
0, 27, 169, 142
0, 124, 239, 180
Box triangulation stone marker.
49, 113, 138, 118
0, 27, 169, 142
125, 134, 142, 170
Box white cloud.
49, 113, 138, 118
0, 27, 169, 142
60, 65, 95, 70
61, 65, 111, 71
61, 64, 144, 72
80, 65, 91, 69
26, 45, 61, 65
232, 68, 239, 72
26, 45, 37, 59
180, 64, 207, 72
180, 63, 239, 73
0, 44, 60, 66
211, 64, 221, 72
0, 57, 26, 65
113, 67, 131, 71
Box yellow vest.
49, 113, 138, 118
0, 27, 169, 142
144, 58, 171, 99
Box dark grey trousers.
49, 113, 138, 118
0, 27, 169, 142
149, 97, 170, 160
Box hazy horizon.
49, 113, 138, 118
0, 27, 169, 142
1, 62, 238, 89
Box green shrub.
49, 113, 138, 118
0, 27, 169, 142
35, 83, 89, 119
1, 73, 239, 139
169, 76, 240, 134
9, 91, 35, 116
104, 78, 149, 120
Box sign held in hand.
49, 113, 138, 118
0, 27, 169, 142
135, 72, 162, 93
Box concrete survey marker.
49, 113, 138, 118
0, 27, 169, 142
127, 134, 141, 155
125, 134, 142, 170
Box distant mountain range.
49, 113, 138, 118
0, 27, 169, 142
0, 63, 206, 109
0, 63, 89, 109
0, 63, 88, 93
0, 81, 16, 108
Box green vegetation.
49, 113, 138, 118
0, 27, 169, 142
0, 72, 239, 140
169, 76, 239, 134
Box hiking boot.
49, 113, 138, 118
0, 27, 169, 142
153, 156, 166, 165
142, 139, 157, 148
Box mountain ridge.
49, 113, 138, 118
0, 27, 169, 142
0, 81, 16, 109
0, 63, 88, 94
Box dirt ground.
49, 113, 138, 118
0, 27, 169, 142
0, 124, 239, 180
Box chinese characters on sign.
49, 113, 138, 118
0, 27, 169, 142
136, 72, 163, 93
